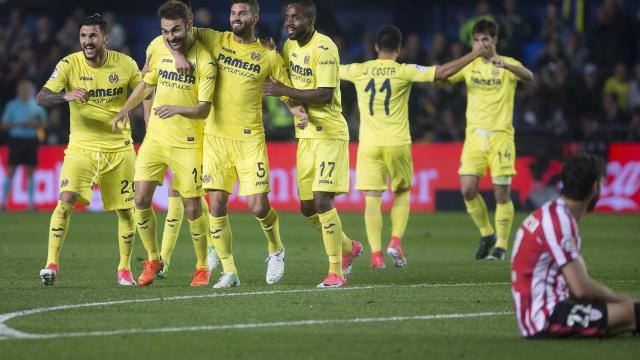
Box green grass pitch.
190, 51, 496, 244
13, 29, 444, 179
0, 211, 638, 359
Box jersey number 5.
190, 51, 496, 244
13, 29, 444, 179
364, 78, 392, 116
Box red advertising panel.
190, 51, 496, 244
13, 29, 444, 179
1, 143, 639, 213
596, 143, 640, 212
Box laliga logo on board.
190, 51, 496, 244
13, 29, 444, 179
597, 161, 640, 211
108, 73, 119, 84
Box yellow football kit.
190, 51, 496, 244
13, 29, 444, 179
282, 31, 349, 200
447, 56, 524, 179
135, 40, 216, 198
44, 50, 141, 209
340, 60, 436, 191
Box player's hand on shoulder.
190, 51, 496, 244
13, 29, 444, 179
154, 105, 178, 119
64, 88, 88, 103
259, 37, 276, 51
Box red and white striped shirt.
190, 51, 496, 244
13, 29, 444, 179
510, 199, 581, 337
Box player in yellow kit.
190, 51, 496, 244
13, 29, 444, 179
113, 1, 216, 286
445, 19, 533, 261
340, 25, 488, 269
141, 1, 218, 279
36, 14, 141, 286
264, 0, 362, 288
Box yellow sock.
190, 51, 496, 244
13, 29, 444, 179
135, 207, 160, 261
307, 214, 352, 254
495, 201, 514, 250
464, 195, 495, 237
257, 207, 283, 254
188, 212, 209, 270
318, 208, 343, 277
391, 191, 410, 239
46, 200, 74, 265
116, 208, 135, 270
200, 196, 214, 248
160, 196, 183, 264
209, 214, 237, 274
364, 196, 383, 252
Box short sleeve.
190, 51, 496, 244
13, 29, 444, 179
194, 28, 221, 52
143, 66, 158, 86
315, 46, 339, 88
401, 64, 436, 83
127, 57, 143, 90
43, 58, 72, 92
504, 57, 525, 82
197, 54, 216, 103
339, 64, 358, 82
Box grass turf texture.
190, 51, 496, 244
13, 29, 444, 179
0, 211, 638, 359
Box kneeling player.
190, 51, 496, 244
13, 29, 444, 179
511, 153, 638, 338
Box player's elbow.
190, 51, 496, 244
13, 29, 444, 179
197, 102, 212, 118
35, 90, 47, 107
318, 88, 333, 104
434, 66, 449, 81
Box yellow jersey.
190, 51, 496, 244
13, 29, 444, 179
44, 50, 141, 151
143, 39, 216, 148
194, 29, 291, 140
447, 56, 524, 137
340, 60, 436, 146
282, 31, 348, 140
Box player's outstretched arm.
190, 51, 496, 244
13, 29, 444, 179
434, 44, 486, 81
492, 55, 534, 82
36, 87, 88, 108
153, 101, 211, 120
263, 80, 333, 105
113, 81, 154, 132
562, 256, 632, 303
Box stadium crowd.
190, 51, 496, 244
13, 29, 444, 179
1, 0, 639, 149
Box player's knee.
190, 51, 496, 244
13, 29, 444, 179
134, 193, 152, 209
314, 198, 333, 214
250, 202, 270, 218
59, 192, 77, 205
494, 189, 511, 204
461, 187, 477, 201
183, 199, 202, 220
209, 198, 228, 217
299, 202, 315, 217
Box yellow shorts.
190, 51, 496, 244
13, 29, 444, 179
202, 135, 270, 196
59, 145, 135, 211
134, 140, 204, 198
356, 144, 413, 192
458, 130, 516, 179
297, 138, 349, 201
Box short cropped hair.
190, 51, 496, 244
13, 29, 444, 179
174, 0, 192, 9
158, 1, 190, 25
288, 0, 316, 19
376, 25, 402, 52
472, 19, 499, 38
560, 153, 604, 201
232, 0, 260, 14
79, 13, 108, 34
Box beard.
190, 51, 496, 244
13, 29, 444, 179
232, 21, 253, 37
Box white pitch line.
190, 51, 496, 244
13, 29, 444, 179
3, 311, 514, 341
0, 281, 510, 341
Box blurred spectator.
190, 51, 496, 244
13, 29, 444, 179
0, 79, 47, 211
603, 63, 631, 110
564, 32, 589, 74
194, 7, 213, 28
541, 3, 563, 41
536, 38, 565, 70
597, 93, 628, 128
425, 32, 448, 65
103, 12, 127, 51
575, 64, 604, 126
498, 0, 531, 58
589, 0, 636, 71
629, 63, 640, 111
398, 33, 425, 64
458, 0, 494, 47
629, 108, 640, 141
433, 108, 463, 142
